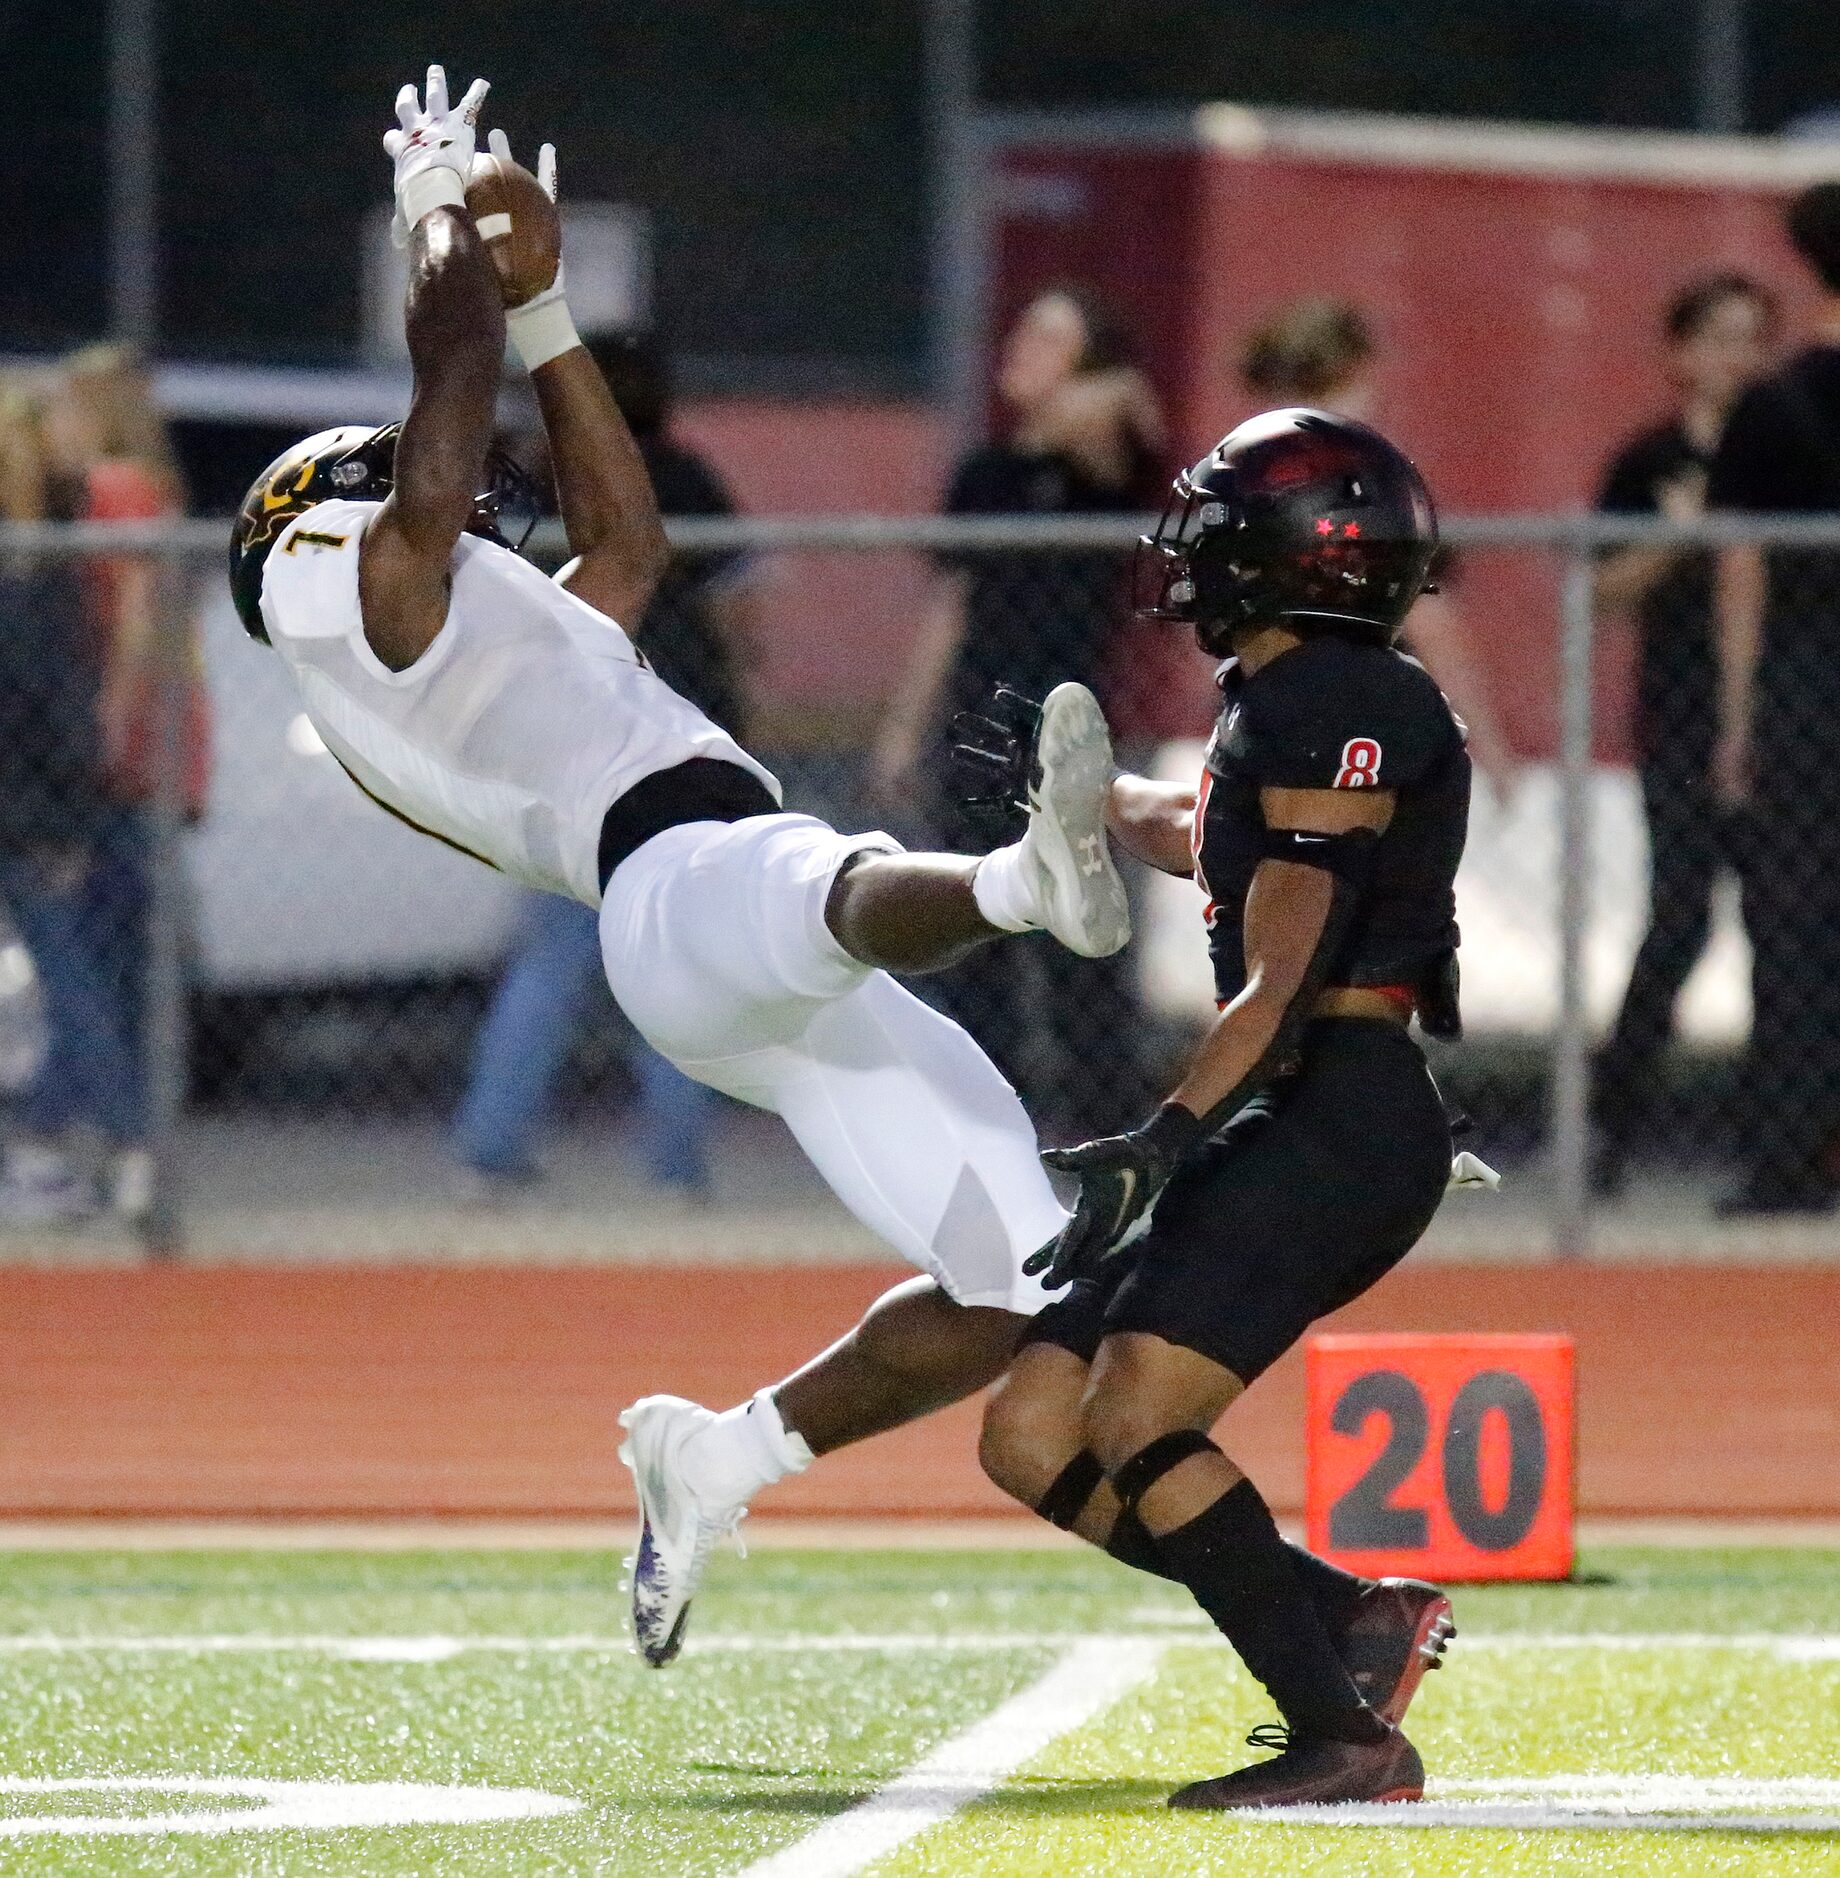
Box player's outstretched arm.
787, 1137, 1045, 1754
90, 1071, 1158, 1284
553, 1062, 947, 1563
488, 135, 669, 625
1107, 773, 1197, 876
951, 691, 1195, 875
1169, 784, 1394, 1117
533, 347, 670, 625
361, 67, 505, 672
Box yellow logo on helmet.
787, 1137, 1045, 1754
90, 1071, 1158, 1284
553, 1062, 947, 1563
243, 457, 320, 550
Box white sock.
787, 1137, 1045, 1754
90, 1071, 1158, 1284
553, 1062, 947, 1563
971, 840, 1041, 934
676, 1389, 814, 1509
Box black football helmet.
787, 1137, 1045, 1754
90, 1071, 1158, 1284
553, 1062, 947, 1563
1137, 407, 1437, 655
229, 423, 541, 643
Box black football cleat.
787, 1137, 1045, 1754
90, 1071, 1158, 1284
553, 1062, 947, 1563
1337, 1578, 1455, 1725
1168, 1719, 1424, 1811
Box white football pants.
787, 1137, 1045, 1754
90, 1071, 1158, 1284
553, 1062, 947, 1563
599, 812, 1064, 1314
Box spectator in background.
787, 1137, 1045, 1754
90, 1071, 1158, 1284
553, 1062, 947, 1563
1588, 275, 1778, 1196
451, 333, 763, 1200
0, 384, 145, 1224
868, 286, 1165, 1136
1708, 182, 1840, 1216
1238, 296, 1516, 791
38, 346, 204, 1227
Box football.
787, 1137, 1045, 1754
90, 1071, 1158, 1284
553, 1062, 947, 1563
465, 153, 561, 308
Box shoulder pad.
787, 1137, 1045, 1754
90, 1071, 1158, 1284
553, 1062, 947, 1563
1234, 642, 1454, 791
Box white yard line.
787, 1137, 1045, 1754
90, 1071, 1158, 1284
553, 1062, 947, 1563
0, 1629, 1833, 1661
736, 1638, 1165, 1878
1254, 1774, 1840, 1835
0, 1776, 577, 1839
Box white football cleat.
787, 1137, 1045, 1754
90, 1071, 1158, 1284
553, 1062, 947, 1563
1020, 682, 1131, 959
617, 1394, 746, 1669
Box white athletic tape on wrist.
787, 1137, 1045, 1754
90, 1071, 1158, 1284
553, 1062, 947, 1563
399, 167, 467, 230
475, 212, 513, 241
507, 295, 581, 371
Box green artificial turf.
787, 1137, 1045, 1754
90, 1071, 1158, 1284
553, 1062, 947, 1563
0, 1545, 1830, 1876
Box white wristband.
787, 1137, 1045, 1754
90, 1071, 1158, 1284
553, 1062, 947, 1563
398, 167, 468, 231
506, 294, 582, 372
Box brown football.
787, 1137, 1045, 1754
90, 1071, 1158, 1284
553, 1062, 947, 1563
465, 154, 562, 308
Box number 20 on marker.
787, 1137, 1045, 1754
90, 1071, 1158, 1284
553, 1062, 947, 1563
1305, 1332, 1575, 1582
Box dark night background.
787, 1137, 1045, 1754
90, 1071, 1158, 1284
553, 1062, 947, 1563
7, 1, 1840, 387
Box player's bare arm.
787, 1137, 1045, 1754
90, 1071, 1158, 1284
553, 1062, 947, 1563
953, 690, 1198, 880
478, 133, 670, 623
537, 350, 670, 622
1106, 772, 1198, 876
360, 68, 503, 673
1169, 785, 1394, 1115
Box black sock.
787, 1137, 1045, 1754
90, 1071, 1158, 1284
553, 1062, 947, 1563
1153, 1479, 1381, 1743
1105, 1506, 1179, 1582
1284, 1543, 1373, 1629
1108, 1508, 1374, 1624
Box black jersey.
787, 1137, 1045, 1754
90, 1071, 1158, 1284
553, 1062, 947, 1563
1195, 637, 1469, 1005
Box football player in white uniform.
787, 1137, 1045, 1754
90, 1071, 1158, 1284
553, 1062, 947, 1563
228, 69, 1131, 1666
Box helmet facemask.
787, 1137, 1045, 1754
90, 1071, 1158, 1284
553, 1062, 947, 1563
1135, 468, 1235, 650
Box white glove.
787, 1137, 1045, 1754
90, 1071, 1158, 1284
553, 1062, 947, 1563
383, 64, 491, 247
479, 129, 581, 371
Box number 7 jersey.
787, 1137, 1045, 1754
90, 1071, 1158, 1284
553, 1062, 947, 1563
257, 500, 780, 905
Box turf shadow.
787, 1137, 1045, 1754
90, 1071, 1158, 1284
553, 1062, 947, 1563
672, 1789, 877, 1816
966, 1777, 1174, 1815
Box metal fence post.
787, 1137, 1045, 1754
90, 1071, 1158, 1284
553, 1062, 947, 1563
140, 543, 189, 1258
1551, 529, 1596, 1258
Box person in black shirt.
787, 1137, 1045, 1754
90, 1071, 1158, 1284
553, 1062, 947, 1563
870, 287, 1164, 1134
963, 411, 1473, 1811
1707, 184, 1840, 1215
1588, 275, 1777, 1194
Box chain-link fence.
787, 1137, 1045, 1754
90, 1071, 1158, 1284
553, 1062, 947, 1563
3, 509, 1839, 1261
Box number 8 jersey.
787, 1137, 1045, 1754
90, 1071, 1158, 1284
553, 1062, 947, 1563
1195, 636, 1471, 1006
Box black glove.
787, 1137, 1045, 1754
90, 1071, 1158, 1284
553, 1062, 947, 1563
948, 686, 1042, 823
1027, 1104, 1204, 1291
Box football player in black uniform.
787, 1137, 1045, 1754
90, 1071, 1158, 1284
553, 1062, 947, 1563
961, 409, 1470, 1810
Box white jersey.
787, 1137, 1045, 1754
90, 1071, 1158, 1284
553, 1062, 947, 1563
259, 499, 780, 905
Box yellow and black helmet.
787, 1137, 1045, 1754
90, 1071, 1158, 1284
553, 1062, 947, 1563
228, 425, 397, 642
229, 423, 543, 643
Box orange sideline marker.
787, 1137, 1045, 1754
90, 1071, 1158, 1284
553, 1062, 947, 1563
1305, 1332, 1575, 1582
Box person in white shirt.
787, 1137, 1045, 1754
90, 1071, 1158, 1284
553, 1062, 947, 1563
227, 68, 1132, 1668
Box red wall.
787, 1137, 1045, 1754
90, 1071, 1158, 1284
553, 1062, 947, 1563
673, 401, 946, 746
993, 136, 1823, 756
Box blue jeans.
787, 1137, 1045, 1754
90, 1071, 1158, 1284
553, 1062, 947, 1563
0, 836, 145, 1145
452, 890, 714, 1189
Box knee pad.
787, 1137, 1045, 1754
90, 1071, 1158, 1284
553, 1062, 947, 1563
1110, 1429, 1220, 1516
1034, 1450, 1104, 1531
